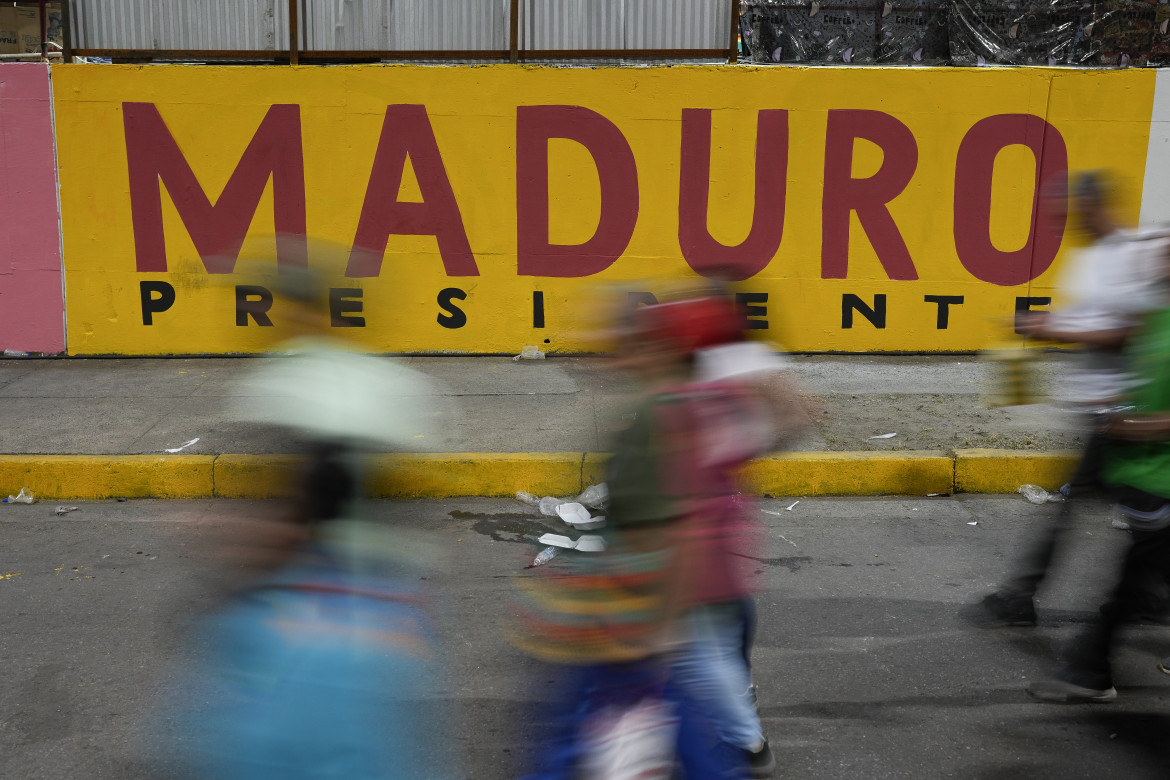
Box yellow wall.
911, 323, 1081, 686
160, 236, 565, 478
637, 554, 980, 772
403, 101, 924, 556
53, 64, 1155, 354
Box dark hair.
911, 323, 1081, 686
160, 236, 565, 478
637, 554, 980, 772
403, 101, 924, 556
1072, 170, 1112, 208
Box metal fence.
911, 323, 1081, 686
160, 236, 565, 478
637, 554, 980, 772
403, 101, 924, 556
66, 0, 741, 63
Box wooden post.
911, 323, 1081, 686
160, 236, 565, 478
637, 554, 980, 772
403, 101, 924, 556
288, 0, 299, 64
510, 0, 519, 63
61, 0, 72, 61
39, 0, 48, 60
729, 0, 740, 63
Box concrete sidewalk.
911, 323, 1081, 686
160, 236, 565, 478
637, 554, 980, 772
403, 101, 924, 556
0, 354, 1084, 499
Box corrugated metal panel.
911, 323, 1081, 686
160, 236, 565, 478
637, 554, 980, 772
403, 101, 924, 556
70, 0, 152, 49
520, 0, 623, 50
300, 0, 507, 51
520, 57, 728, 66
393, 0, 507, 50
626, 0, 727, 50
69, 0, 285, 51
154, 0, 279, 50
300, 0, 382, 50
520, 0, 729, 50
69, 0, 727, 55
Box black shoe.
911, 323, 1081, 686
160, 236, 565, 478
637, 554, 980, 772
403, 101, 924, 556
745, 740, 775, 778
962, 592, 1037, 628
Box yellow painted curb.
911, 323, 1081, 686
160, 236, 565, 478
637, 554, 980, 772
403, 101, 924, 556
214, 455, 303, 499
954, 449, 1080, 493
216, 453, 588, 499
0, 455, 214, 499
0, 450, 1089, 499
369, 453, 585, 498
582, 452, 608, 488
740, 451, 955, 496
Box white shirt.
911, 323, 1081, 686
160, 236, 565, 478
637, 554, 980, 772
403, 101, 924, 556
695, 341, 790, 383
1049, 229, 1169, 405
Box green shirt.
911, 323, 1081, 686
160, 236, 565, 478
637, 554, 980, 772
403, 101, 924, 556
1102, 306, 1170, 498
605, 395, 681, 534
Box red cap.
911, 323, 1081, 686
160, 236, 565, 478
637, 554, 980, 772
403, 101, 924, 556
634, 296, 744, 353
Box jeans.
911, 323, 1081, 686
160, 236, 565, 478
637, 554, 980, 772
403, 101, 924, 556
522, 661, 745, 779
671, 602, 764, 752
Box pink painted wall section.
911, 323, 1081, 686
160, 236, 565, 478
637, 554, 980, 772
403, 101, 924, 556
0, 63, 64, 354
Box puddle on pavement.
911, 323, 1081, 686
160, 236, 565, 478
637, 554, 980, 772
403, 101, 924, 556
451, 513, 817, 565
448, 510, 559, 544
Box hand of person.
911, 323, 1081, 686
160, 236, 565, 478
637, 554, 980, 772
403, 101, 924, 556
1013, 311, 1131, 349
1014, 311, 1051, 340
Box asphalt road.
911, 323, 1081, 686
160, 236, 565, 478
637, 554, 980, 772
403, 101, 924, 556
2, 496, 1168, 779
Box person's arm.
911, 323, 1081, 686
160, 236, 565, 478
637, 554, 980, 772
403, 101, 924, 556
1016, 311, 1133, 349
1104, 413, 1170, 440
750, 370, 814, 447
692, 379, 809, 467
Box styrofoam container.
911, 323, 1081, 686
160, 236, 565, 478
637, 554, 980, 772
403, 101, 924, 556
537, 533, 577, 549
575, 535, 607, 552
556, 502, 591, 524
557, 502, 606, 530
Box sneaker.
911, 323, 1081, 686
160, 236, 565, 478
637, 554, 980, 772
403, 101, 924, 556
745, 740, 775, 778
1158, 657, 1170, 675
962, 592, 1037, 628
1028, 671, 1117, 703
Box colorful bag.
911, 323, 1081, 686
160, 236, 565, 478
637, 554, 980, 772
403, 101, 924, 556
507, 547, 671, 665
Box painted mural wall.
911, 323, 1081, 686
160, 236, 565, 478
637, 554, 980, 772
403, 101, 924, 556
19, 63, 1170, 354
0, 63, 64, 355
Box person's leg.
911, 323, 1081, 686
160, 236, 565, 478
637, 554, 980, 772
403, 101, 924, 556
577, 661, 678, 780
671, 604, 764, 752
736, 598, 760, 712
524, 661, 675, 779
520, 664, 594, 780
996, 431, 1107, 605
1078, 526, 1170, 673
1031, 519, 1170, 701
1099, 488, 1170, 622
964, 501, 1069, 627
738, 597, 757, 671
1067, 430, 1108, 493
996, 499, 1072, 601
668, 680, 748, 779
1099, 563, 1170, 623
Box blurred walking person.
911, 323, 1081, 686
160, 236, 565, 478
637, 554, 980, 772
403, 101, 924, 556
152, 267, 455, 779
168, 441, 454, 779
609, 293, 807, 777
512, 289, 808, 778
1029, 248, 1170, 701
970, 171, 1170, 627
